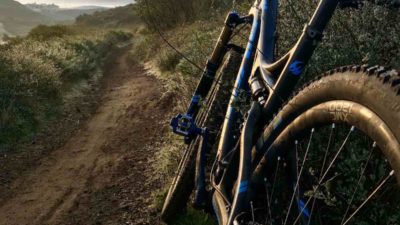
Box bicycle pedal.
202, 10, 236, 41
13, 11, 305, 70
170, 114, 205, 144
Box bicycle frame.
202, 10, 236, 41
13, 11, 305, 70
171, 0, 342, 224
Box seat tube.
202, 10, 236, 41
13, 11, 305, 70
216, 10, 261, 181
259, 0, 279, 64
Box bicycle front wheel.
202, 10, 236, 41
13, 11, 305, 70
250, 65, 400, 225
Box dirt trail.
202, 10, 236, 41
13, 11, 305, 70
0, 49, 172, 225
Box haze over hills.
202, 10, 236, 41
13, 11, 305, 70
26, 3, 107, 22
16, 0, 134, 8
0, 0, 51, 37
76, 4, 141, 27
0, 0, 113, 38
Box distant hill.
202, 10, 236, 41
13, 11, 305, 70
76, 4, 141, 27
74, 6, 108, 10
0, 1, 138, 38
26, 3, 107, 22
0, 0, 52, 36
0, 22, 12, 38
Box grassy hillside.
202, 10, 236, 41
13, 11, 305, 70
0, 25, 132, 150
134, 0, 399, 99
76, 4, 141, 27
0, 0, 52, 36
0, 1, 110, 37
26, 3, 107, 22
0, 23, 12, 37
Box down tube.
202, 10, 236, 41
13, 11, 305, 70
216, 13, 261, 174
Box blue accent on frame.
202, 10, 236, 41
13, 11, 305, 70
187, 94, 201, 115
264, 0, 269, 8
232, 16, 260, 99
226, 106, 235, 118
289, 60, 305, 76
273, 116, 282, 130
238, 180, 249, 193
297, 199, 311, 218
191, 95, 201, 104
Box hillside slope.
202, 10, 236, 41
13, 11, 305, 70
0, 0, 52, 36
76, 4, 141, 27
26, 4, 107, 22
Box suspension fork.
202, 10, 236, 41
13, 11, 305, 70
188, 12, 252, 208
170, 12, 251, 144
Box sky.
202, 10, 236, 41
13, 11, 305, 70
15, 0, 135, 8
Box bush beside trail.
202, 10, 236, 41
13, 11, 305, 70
135, 0, 399, 99
0, 26, 132, 149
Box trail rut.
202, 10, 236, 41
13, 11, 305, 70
0, 49, 173, 225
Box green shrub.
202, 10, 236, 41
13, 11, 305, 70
0, 30, 132, 149
142, 1, 399, 100
28, 25, 73, 41
172, 207, 217, 225
277, 0, 400, 80
156, 50, 181, 72
0, 46, 61, 145
76, 4, 141, 27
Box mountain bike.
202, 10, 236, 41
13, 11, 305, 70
161, 0, 400, 224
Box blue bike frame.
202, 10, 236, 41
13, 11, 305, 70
214, 0, 341, 224
171, 0, 342, 224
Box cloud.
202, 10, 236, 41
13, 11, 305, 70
16, 0, 134, 8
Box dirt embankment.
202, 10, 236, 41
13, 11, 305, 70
0, 48, 174, 225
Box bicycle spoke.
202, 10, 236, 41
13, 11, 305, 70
306, 124, 335, 225
264, 178, 273, 225
250, 201, 255, 223
283, 128, 315, 225
319, 124, 336, 178
291, 126, 354, 225
320, 126, 355, 183
340, 142, 377, 225
291, 173, 341, 225
342, 170, 395, 225
269, 156, 281, 207
306, 196, 317, 225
